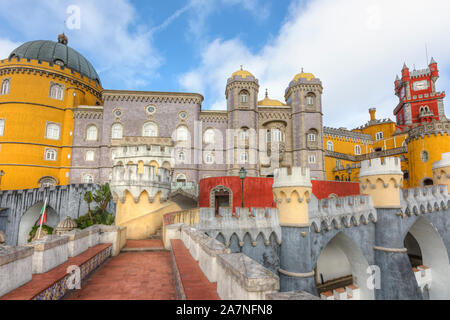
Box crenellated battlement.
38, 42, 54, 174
400, 185, 449, 217
197, 207, 281, 248
359, 157, 402, 177
309, 195, 377, 233
273, 167, 312, 189
110, 164, 171, 203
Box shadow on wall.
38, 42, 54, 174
17, 202, 58, 245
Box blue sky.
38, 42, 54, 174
0, 0, 449, 129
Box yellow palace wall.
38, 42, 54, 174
0, 58, 102, 190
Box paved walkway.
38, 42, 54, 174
124, 239, 164, 249
68, 250, 177, 300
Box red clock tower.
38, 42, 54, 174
393, 58, 446, 130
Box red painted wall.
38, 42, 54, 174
199, 177, 276, 209
199, 177, 361, 209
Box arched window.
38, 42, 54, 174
83, 174, 94, 184
308, 133, 316, 142
421, 150, 429, 163
306, 93, 315, 106
354, 145, 361, 155
272, 129, 284, 142
49, 83, 64, 100
143, 122, 158, 137
240, 152, 248, 163
111, 123, 123, 139
85, 150, 95, 161
178, 151, 186, 162
46, 123, 60, 140
176, 126, 189, 141
39, 177, 57, 188
0, 119, 5, 136
240, 90, 249, 103
327, 141, 334, 151
309, 153, 316, 163
86, 125, 98, 141
240, 128, 249, 141
176, 174, 187, 184
1, 79, 10, 95
44, 149, 57, 161
204, 129, 215, 144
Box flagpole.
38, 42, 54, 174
37, 197, 48, 240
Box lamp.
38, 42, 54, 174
239, 167, 247, 208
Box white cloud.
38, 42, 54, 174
0, 0, 162, 89
179, 0, 450, 129
0, 38, 20, 60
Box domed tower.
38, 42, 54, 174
0, 34, 103, 190
225, 67, 260, 177
285, 70, 325, 180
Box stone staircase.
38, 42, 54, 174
120, 227, 166, 252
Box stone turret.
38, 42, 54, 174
273, 166, 316, 295
273, 167, 312, 226
433, 152, 450, 190
359, 157, 403, 209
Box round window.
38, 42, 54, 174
114, 109, 122, 117
146, 105, 156, 115
179, 112, 187, 120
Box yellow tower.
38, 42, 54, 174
272, 167, 312, 227
0, 34, 103, 190
359, 157, 403, 208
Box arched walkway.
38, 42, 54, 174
17, 202, 58, 245
314, 232, 374, 300
404, 217, 450, 299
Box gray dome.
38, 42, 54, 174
9, 36, 101, 85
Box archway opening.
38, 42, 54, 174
314, 232, 374, 300
423, 179, 434, 186
214, 190, 230, 216
17, 202, 58, 245
403, 217, 450, 299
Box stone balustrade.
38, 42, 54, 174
0, 224, 127, 298
165, 223, 280, 300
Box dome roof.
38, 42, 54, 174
258, 90, 286, 106
293, 71, 315, 82
9, 34, 101, 85
55, 216, 78, 235
231, 68, 254, 79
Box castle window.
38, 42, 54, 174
240, 90, 249, 103
354, 145, 361, 155
308, 133, 316, 142
204, 129, 215, 144
176, 126, 189, 141
240, 152, 248, 163
420, 150, 429, 163
375, 132, 384, 141
85, 150, 95, 162
309, 153, 316, 164
86, 125, 98, 141
178, 151, 186, 162
44, 149, 57, 161
143, 122, 158, 137
0, 119, 4, 136
111, 123, 123, 139
49, 83, 64, 100
45, 123, 61, 140
239, 128, 249, 141
39, 177, 57, 188
1, 78, 10, 95
306, 93, 315, 106
205, 152, 214, 164
83, 174, 94, 184
176, 174, 187, 184
327, 141, 334, 151
272, 129, 283, 142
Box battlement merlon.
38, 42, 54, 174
273, 167, 312, 189
359, 157, 403, 178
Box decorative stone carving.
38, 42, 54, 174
54, 216, 78, 235
209, 185, 233, 209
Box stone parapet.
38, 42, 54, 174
98, 225, 127, 256
197, 207, 281, 247
273, 167, 312, 189
309, 195, 377, 233
25, 235, 69, 274
0, 245, 33, 297
65, 229, 90, 258
359, 157, 403, 177
216, 253, 279, 300
400, 185, 449, 216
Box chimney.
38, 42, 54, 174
369, 108, 376, 121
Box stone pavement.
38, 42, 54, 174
68, 250, 177, 300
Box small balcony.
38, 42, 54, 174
171, 181, 199, 197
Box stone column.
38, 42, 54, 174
360, 157, 422, 300
273, 167, 316, 295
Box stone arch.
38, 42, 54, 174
17, 202, 59, 246
314, 232, 374, 300
216, 233, 226, 246
209, 185, 233, 209
403, 217, 450, 299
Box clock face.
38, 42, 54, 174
413, 80, 428, 91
